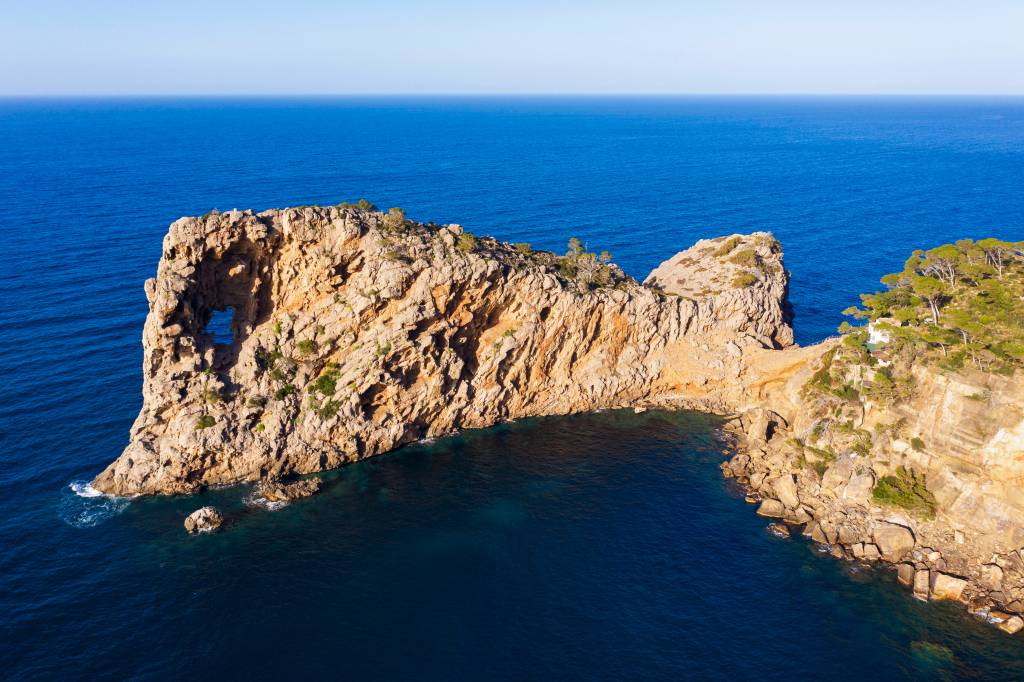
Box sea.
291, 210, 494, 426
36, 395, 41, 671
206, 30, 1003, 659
1, 96, 1023, 680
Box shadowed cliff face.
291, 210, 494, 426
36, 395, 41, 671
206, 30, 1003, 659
93, 206, 806, 496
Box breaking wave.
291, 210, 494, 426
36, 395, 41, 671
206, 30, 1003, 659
59, 481, 130, 528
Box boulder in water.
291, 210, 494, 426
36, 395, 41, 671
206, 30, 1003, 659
184, 506, 223, 534
998, 615, 1023, 635
756, 498, 786, 518
930, 572, 968, 602
260, 478, 322, 503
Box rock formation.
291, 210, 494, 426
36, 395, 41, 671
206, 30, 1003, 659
722, 342, 1024, 631
92, 205, 804, 496
93, 204, 1024, 633
183, 506, 223, 533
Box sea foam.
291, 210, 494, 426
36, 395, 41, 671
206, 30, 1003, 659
59, 480, 130, 528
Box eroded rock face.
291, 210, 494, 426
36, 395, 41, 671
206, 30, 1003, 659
93, 208, 803, 497
725, 332, 1024, 630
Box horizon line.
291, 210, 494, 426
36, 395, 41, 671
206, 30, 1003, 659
2, 92, 1024, 99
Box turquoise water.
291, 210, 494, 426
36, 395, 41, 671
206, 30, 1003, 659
1, 97, 1023, 679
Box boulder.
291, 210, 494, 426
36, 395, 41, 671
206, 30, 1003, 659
803, 521, 822, 540
930, 572, 968, 602
742, 408, 787, 443
897, 563, 915, 587
260, 478, 322, 502
913, 570, 931, 600
772, 474, 800, 509
981, 563, 1004, 590
861, 543, 881, 560
873, 523, 915, 561
837, 525, 860, 545
184, 506, 223, 534
821, 454, 856, 493
729, 453, 751, 476
841, 472, 875, 506
767, 522, 791, 538
756, 499, 786, 518
999, 616, 1023, 635
784, 507, 812, 525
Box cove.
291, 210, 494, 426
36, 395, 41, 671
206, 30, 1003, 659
32, 410, 1024, 680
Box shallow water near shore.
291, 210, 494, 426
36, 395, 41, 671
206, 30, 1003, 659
2, 96, 1024, 679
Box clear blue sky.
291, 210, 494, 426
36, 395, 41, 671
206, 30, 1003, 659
2, 0, 1022, 95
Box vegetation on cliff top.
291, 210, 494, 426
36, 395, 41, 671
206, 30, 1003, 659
843, 238, 1024, 373
796, 239, 1023, 508
348, 199, 633, 293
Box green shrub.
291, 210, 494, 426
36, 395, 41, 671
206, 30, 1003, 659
513, 242, 532, 255
247, 395, 268, 408
274, 384, 297, 400
357, 198, 377, 211
196, 415, 216, 430
456, 233, 478, 253
254, 423, 266, 432
384, 207, 407, 232
296, 339, 316, 356
732, 272, 757, 288
872, 467, 937, 518
832, 384, 860, 402
309, 367, 339, 396
714, 236, 742, 257
910, 436, 925, 452
728, 248, 761, 269
317, 400, 340, 418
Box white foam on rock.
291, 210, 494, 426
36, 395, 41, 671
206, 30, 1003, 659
244, 490, 288, 511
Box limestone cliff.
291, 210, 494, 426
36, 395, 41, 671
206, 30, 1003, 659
93, 206, 799, 496
724, 342, 1024, 633
93, 204, 1024, 632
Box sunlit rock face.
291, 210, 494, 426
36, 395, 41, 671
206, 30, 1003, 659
93, 206, 801, 496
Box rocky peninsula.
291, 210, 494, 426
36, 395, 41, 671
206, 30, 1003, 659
93, 204, 1023, 633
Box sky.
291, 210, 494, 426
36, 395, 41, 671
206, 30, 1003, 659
2, 0, 1022, 95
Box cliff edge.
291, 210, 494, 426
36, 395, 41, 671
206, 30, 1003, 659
93, 206, 802, 496
93, 205, 1024, 632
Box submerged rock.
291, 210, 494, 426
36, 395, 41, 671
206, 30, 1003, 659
184, 506, 223, 534
260, 478, 322, 502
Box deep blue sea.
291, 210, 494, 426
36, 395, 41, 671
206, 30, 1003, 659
1, 97, 1023, 680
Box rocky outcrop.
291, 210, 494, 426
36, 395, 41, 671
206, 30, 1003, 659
259, 478, 321, 503
93, 206, 803, 497
93, 203, 1024, 633
183, 506, 223, 533
722, 336, 1024, 633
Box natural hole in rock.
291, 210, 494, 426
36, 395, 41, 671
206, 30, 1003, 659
207, 307, 235, 346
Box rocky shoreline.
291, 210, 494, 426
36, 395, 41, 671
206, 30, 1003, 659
92, 204, 1024, 637
93, 205, 805, 496
720, 410, 1024, 636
